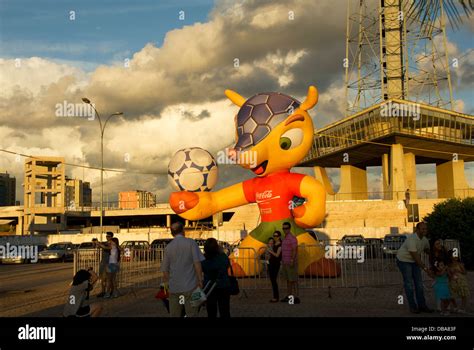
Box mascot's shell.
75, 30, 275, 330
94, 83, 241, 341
234, 92, 300, 150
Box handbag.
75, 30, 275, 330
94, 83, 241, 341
228, 263, 240, 296
190, 281, 217, 308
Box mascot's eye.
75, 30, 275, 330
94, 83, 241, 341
280, 137, 291, 150
279, 129, 303, 150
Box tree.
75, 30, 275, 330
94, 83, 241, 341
424, 197, 474, 269
408, 0, 474, 31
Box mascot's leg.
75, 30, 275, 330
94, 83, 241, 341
229, 221, 275, 277
229, 235, 266, 277
295, 232, 341, 277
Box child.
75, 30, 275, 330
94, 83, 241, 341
265, 238, 275, 265
432, 259, 451, 316
448, 250, 470, 313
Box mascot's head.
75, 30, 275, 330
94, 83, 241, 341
225, 86, 318, 177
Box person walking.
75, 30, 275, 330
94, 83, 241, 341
280, 222, 300, 304
160, 222, 204, 317
396, 222, 433, 314
268, 231, 282, 303
201, 238, 231, 318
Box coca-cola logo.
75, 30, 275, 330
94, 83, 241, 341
256, 190, 273, 200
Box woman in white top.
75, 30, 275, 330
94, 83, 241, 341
105, 237, 121, 298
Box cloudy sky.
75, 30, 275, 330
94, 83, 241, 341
0, 0, 472, 204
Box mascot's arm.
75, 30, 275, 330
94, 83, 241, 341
292, 175, 326, 228
169, 182, 249, 221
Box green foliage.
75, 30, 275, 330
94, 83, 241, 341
424, 197, 474, 269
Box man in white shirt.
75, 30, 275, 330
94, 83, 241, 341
161, 222, 204, 317
396, 222, 433, 314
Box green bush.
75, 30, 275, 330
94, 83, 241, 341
424, 197, 474, 269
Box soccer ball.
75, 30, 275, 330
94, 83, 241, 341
168, 147, 218, 192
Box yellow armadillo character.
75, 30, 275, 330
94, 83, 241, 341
170, 86, 340, 277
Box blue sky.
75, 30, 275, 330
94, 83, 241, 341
0, 0, 214, 68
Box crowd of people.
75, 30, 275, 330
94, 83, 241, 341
63, 221, 469, 318
159, 221, 302, 318
396, 222, 470, 315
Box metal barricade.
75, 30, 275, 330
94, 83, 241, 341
73, 239, 461, 293
74, 248, 165, 290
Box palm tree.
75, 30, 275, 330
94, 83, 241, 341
408, 0, 474, 31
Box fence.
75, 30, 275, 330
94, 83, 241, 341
73, 239, 461, 292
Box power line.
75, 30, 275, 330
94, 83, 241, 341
0, 148, 167, 175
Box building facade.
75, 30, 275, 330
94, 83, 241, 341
119, 190, 156, 209
65, 178, 92, 209
0, 172, 16, 206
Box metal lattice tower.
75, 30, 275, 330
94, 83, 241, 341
345, 0, 454, 115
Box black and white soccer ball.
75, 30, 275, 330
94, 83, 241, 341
168, 147, 218, 192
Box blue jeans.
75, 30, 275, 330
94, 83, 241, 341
396, 259, 427, 310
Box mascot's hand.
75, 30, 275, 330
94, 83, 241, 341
292, 204, 313, 229
169, 191, 214, 221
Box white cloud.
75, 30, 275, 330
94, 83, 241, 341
0, 57, 86, 98
0, 0, 471, 204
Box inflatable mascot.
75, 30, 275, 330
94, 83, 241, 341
170, 86, 340, 277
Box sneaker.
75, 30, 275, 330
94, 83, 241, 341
103, 293, 111, 299
112, 292, 119, 298
410, 308, 420, 314
457, 309, 467, 314
280, 296, 290, 303
440, 311, 450, 316
96, 292, 105, 298
419, 306, 434, 313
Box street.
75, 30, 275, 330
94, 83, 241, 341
0, 262, 73, 316
1, 261, 473, 317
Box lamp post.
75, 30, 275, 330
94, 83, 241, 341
82, 97, 123, 240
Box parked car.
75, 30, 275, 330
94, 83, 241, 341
121, 240, 150, 261
121, 240, 150, 249
78, 242, 95, 249
338, 235, 365, 246
0, 244, 47, 264
150, 239, 172, 249
76, 241, 100, 262
364, 238, 383, 259
382, 234, 408, 257
38, 242, 75, 262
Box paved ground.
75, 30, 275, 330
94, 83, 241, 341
0, 262, 73, 316
1, 262, 473, 317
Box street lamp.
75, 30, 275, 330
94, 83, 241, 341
82, 97, 123, 240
